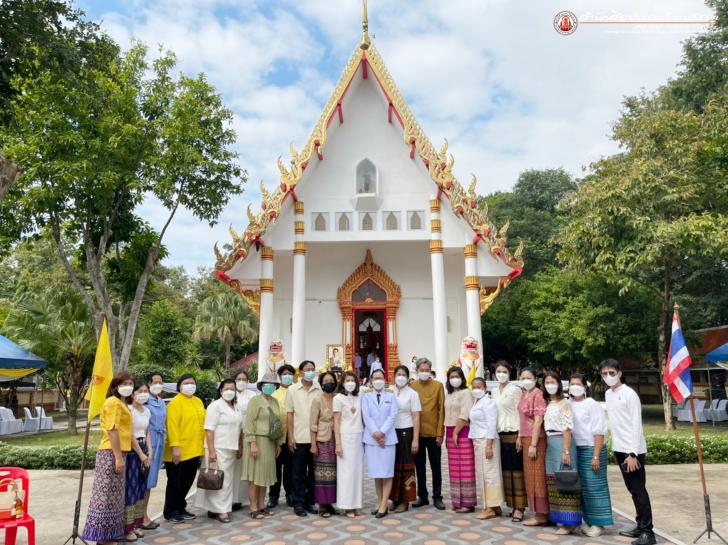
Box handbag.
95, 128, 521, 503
267, 406, 284, 442
196, 461, 224, 491
554, 463, 581, 493
0, 478, 24, 520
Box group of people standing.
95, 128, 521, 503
81, 355, 655, 545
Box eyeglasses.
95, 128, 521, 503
601, 371, 617, 377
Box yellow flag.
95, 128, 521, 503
85, 319, 114, 422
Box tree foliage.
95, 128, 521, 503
138, 300, 194, 371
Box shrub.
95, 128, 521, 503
127, 362, 175, 383
0, 442, 97, 469
606, 434, 728, 465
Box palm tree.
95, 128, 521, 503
194, 291, 258, 367
3, 287, 96, 434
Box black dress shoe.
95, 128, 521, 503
294, 506, 308, 517
231, 502, 243, 511
286, 496, 294, 507
632, 533, 657, 545
375, 510, 388, 518
412, 498, 429, 508
619, 527, 642, 538
433, 499, 446, 510
267, 498, 279, 509
304, 505, 318, 515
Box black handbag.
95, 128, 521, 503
554, 463, 580, 493
196, 462, 224, 491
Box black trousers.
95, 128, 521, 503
163, 456, 200, 518
291, 443, 315, 507
615, 452, 653, 533
415, 435, 442, 501
269, 443, 293, 501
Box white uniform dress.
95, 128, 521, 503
332, 392, 364, 509
235, 388, 257, 505
195, 397, 243, 513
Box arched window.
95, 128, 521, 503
356, 158, 377, 194
409, 211, 422, 230
358, 316, 382, 332
338, 213, 350, 231
385, 212, 399, 231
352, 279, 387, 302
362, 213, 374, 231
314, 213, 327, 231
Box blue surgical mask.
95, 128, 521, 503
262, 384, 276, 396
304, 370, 317, 382
281, 374, 294, 386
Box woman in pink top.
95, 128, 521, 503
517, 367, 549, 526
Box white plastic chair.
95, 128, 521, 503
672, 400, 687, 418
0, 407, 23, 434
35, 406, 53, 430
677, 399, 707, 423
705, 399, 720, 420
712, 400, 728, 422
23, 407, 41, 432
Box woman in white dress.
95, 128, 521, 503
195, 379, 243, 523
234, 371, 256, 508
468, 377, 503, 520
333, 371, 364, 518
389, 365, 421, 513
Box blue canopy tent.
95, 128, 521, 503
706, 341, 728, 364
0, 334, 48, 382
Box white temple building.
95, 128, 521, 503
214, 5, 524, 381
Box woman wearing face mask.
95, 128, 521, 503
124, 382, 153, 541
333, 371, 364, 518
543, 370, 581, 534
233, 371, 256, 510
361, 368, 398, 518
468, 377, 503, 520
140, 374, 166, 530
310, 371, 339, 517
389, 365, 421, 513
568, 373, 612, 537
81, 372, 134, 545
163, 374, 206, 523
444, 366, 476, 513
517, 368, 549, 526
490, 361, 526, 523
195, 379, 243, 523
243, 373, 283, 519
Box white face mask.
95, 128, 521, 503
181, 383, 196, 396
372, 379, 385, 391
602, 373, 620, 387
135, 392, 149, 404
221, 390, 236, 401
449, 377, 462, 389
418, 372, 431, 381
149, 384, 163, 396
569, 385, 586, 398
495, 372, 509, 384
235, 380, 248, 392
344, 381, 356, 393
118, 385, 134, 398
472, 389, 486, 399
303, 370, 317, 382
395, 375, 408, 388
545, 383, 559, 395
521, 378, 536, 391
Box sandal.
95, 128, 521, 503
320, 511, 332, 518
133, 529, 145, 538
250, 510, 265, 520
511, 509, 524, 523
345, 511, 357, 518
523, 517, 548, 527
124, 533, 138, 542
261, 508, 275, 517
475, 509, 498, 520
217, 514, 231, 523
556, 527, 574, 535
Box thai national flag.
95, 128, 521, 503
664, 307, 694, 403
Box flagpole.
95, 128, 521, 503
63, 379, 92, 545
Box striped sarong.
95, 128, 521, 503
577, 445, 613, 527
390, 427, 417, 503
446, 425, 476, 509
314, 438, 337, 505
82, 449, 126, 542
521, 436, 549, 515
545, 435, 582, 526
499, 432, 527, 510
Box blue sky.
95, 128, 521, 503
74, 0, 714, 272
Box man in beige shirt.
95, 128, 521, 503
285, 360, 322, 516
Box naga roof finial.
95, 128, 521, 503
360, 0, 371, 50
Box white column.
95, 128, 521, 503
258, 246, 274, 380
291, 201, 306, 367
464, 244, 484, 362
429, 196, 449, 381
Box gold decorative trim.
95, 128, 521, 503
429, 240, 443, 253
430, 219, 441, 233
479, 277, 511, 315
260, 278, 274, 293
294, 220, 304, 234
261, 246, 274, 260
464, 244, 477, 258
294, 201, 305, 215
238, 288, 261, 317
293, 241, 307, 255
465, 275, 480, 290
429, 198, 441, 213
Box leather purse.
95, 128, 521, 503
554, 463, 580, 493
196, 462, 224, 491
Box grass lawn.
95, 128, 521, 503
642, 404, 728, 437
2, 429, 102, 447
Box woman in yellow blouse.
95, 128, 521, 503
163, 374, 206, 523
82, 372, 134, 545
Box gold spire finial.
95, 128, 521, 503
360, 0, 371, 50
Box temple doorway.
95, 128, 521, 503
354, 309, 386, 379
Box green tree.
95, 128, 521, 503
3, 286, 96, 434
138, 300, 194, 371
2, 37, 244, 368
194, 291, 258, 368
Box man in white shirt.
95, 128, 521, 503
601, 359, 655, 545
